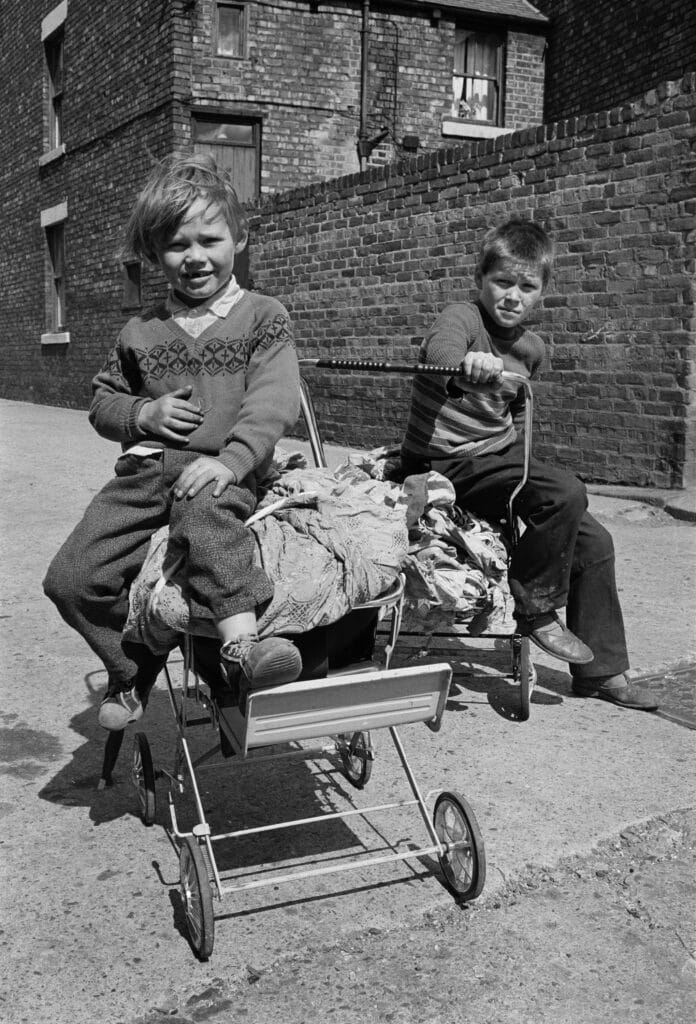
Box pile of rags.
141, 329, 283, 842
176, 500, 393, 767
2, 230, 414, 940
122, 447, 514, 656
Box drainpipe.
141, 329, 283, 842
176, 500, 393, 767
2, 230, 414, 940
357, 0, 371, 170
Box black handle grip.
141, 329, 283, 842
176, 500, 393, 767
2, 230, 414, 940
299, 358, 528, 389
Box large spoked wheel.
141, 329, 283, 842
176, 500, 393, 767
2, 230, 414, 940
180, 837, 215, 960
338, 731, 373, 789
518, 638, 537, 722
433, 791, 486, 901
132, 732, 156, 826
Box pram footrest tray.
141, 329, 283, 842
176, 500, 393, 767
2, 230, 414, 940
230, 663, 452, 753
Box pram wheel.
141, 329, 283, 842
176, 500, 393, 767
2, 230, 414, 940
433, 791, 485, 901
512, 636, 536, 721
338, 731, 373, 789
132, 732, 156, 826
180, 837, 215, 960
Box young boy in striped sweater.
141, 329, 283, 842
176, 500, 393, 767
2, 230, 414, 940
44, 154, 303, 729
401, 218, 657, 711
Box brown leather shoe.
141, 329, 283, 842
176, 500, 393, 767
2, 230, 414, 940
518, 611, 593, 665
572, 674, 659, 711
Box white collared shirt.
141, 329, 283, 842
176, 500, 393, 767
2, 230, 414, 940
166, 275, 245, 339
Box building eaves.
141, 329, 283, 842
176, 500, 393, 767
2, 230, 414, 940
381, 0, 549, 27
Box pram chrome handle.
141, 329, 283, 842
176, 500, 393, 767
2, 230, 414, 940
299, 357, 527, 390
298, 357, 533, 533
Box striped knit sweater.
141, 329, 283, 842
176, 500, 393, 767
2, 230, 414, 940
401, 300, 545, 461
89, 291, 300, 485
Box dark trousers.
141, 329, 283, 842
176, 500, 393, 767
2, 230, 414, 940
431, 439, 629, 681
43, 450, 273, 689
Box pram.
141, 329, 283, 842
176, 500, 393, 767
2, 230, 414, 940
99, 368, 490, 960
299, 358, 538, 720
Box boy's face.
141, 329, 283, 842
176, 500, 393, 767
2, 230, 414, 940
476, 258, 545, 330
156, 197, 246, 303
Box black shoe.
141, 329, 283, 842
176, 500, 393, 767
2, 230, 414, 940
518, 611, 593, 665
572, 674, 659, 711
220, 635, 303, 711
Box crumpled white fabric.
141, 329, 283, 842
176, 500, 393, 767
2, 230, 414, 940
123, 446, 514, 654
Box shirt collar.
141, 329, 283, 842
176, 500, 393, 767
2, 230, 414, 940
167, 275, 243, 318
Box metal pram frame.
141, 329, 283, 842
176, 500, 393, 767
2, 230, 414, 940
298, 358, 538, 720
115, 367, 490, 960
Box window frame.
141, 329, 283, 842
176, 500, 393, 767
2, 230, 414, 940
451, 27, 505, 127
40, 202, 69, 345
213, 1, 248, 59
44, 28, 64, 150
41, 2, 68, 160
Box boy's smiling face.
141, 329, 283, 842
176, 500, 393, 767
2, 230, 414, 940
476, 258, 545, 330
156, 197, 246, 304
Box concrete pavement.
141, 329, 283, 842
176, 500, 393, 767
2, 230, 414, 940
1, 398, 695, 1024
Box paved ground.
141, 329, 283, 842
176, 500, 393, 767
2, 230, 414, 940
1, 399, 695, 1024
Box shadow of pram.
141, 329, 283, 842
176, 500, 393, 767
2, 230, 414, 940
389, 636, 568, 721
37, 629, 404, 876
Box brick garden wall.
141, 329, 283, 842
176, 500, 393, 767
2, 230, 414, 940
534, 0, 696, 123
248, 75, 696, 488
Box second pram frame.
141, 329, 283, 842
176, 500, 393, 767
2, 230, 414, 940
298, 358, 538, 721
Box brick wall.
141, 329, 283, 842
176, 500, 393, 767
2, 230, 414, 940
248, 75, 696, 488
534, 0, 696, 122
0, 0, 178, 408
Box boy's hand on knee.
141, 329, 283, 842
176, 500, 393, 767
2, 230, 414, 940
457, 352, 505, 386
137, 385, 204, 442
173, 457, 235, 500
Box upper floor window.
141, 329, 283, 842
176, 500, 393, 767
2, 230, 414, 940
452, 29, 504, 125
214, 2, 246, 58
41, 2, 68, 155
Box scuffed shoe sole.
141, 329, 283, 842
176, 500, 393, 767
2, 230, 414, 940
98, 689, 144, 731
572, 683, 659, 711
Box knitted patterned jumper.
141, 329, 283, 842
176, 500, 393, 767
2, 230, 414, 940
401, 300, 545, 461
89, 291, 300, 485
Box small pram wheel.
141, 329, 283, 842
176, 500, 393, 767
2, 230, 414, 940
338, 731, 372, 789
180, 837, 215, 960
512, 636, 537, 721
132, 732, 156, 826
433, 791, 485, 901
518, 638, 537, 722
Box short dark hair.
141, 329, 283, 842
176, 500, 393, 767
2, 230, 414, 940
124, 152, 248, 263
476, 218, 554, 286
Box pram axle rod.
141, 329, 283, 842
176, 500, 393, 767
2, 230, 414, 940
216, 840, 462, 896
179, 795, 430, 845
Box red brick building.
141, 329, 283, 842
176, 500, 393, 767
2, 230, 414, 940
534, 0, 696, 122
1, 0, 694, 485
0, 0, 547, 406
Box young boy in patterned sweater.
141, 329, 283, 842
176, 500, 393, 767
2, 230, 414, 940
44, 154, 303, 729
401, 218, 657, 711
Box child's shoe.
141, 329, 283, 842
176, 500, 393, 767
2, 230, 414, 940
220, 635, 302, 710
98, 681, 144, 731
